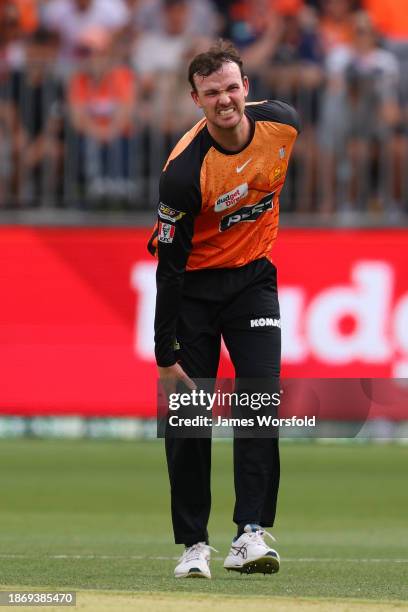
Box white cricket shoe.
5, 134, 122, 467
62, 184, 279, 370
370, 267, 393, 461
224, 524, 280, 575
174, 542, 217, 579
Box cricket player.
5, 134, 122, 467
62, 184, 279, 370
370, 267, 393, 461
148, 40, 299, 579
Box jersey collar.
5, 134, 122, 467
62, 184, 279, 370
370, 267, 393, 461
204, 111, 255, 156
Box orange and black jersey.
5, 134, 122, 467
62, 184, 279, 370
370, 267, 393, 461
149, 99, 300, 366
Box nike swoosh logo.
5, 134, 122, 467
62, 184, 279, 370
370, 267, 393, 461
236, 158, 252, 173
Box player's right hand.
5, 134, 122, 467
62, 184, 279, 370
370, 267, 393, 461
158, 363, 197, 398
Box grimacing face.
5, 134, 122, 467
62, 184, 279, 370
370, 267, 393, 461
191, 61, 249, 132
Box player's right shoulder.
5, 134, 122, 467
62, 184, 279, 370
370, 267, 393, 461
164, 117, 207, 172
160, 118, 207, 215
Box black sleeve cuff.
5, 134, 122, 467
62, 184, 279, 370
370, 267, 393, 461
155, 352, 177, 368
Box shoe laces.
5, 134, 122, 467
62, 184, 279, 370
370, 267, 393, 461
179, 542, 218, 563
247, 527, 276, 547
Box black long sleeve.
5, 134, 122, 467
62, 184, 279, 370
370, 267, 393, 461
153, 152, 202, 367
154, 209, 196, 366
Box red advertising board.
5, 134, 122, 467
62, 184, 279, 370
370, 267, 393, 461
0, 227, 407, 417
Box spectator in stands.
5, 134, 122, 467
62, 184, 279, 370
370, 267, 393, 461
0, 2, 17, 205
265, 10, 324, 99
226, 0, 306, 49
266, 9, 324, 212
318, 0, 357, 54
318, 11, 402, 216
42, 0, 129, 79
362, 0, 408, 43
362, 0, 408, 133
226, 0, 285, 85
129, 0, 220, 39
13, 0, 38, 34
132, 0, 208, 157
11, 28, 64, 206
150, 40, 210, 146
0, 0, 29, 72
225, 0, 316, 98
226, 1, 323, 212
1, 4, 50, 206
68, 27, 137, 203
132, 0, 211, 91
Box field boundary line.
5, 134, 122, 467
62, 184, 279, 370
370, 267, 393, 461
1, 554, 407, 563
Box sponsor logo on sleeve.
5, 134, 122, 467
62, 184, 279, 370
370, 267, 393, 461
214, 183, 248, 212
219, 192, 275, 232
158, 202, 186, 222
158, 221, 176, 243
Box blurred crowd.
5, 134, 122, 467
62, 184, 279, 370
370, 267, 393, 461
0, 0, 407, 216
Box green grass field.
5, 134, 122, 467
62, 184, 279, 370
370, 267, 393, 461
0, 440, 407, 610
